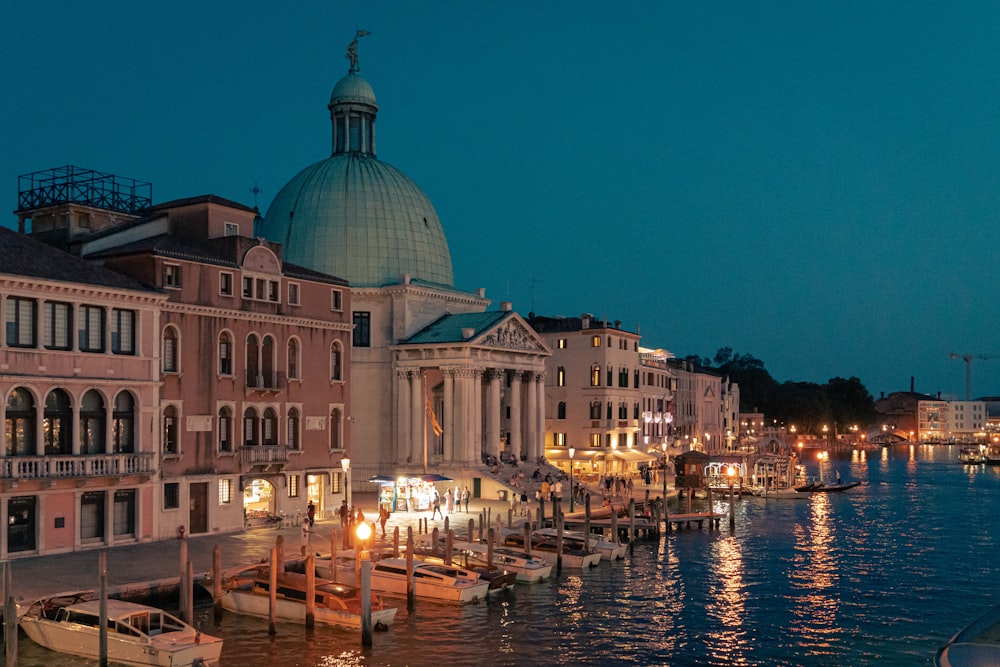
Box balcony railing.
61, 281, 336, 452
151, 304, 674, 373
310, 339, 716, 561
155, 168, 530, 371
245, 370, 286, 391
0, 452, 156, 480
240, 445, 291, 467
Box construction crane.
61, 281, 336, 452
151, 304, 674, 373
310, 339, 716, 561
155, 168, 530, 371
948, 353, 1000, 400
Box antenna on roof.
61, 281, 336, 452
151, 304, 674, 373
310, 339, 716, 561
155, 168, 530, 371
249, 182, 263, 209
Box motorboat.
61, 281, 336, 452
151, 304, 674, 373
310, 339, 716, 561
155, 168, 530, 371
936, 602, 1000, 666
412, 536, 552, 584
210, 564, 396, 630
959, 447, 985, 464
532, 527, 626, 561
18, 590, 223, 667
502, 531, 602, 568
325, 556, 490, 604
748, 486, 811, 500
405, 550, 516, 594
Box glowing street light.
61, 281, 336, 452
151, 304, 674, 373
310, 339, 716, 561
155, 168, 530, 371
726, 465, 737, 531
341, 457, 352, 511
355, 520, 373, 646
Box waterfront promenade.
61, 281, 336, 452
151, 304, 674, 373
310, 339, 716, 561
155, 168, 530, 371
6, 491, 577, 603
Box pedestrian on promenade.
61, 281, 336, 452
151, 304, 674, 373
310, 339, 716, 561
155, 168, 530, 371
300, 521, 310, 556
339, 499, 348, 528
445, 488, 454, 515
431, 490, 443, 519
462, 487, 470, 512
520, 490, 528, 516
307, 500, 316, 526
379, 504, 390, 537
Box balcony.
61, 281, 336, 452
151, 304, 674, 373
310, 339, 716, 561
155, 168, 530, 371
240, 445, 291, 471
244, 370, 286, 393
0, 452, 156, 482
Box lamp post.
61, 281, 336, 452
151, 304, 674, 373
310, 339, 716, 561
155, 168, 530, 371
727, 464, 736, 532
661, 441, 669, 500
341, 457, 351, 511
568, 448, 575, 512
355, 520, 373, 646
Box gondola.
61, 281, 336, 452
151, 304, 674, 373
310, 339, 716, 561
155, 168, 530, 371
810, 481, 861, 493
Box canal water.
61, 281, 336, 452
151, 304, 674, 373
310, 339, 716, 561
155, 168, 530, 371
16, 445, 1000, 666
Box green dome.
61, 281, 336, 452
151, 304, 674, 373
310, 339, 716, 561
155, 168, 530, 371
260, 153, 454, 288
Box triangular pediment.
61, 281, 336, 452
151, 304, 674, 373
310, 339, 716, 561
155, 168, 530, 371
477, 313, 550, 354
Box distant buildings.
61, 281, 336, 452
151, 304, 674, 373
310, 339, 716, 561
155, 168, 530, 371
874, 391, 987, 442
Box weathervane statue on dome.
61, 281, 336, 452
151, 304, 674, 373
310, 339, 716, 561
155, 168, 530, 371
346, 29, 370, 72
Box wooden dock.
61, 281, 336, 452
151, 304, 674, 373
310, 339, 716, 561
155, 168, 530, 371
664, 513, 722, 531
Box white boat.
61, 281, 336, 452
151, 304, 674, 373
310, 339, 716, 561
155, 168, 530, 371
936, 602, 1000, 666
212, 565, 397, 630
533, 528, 626, 561
502, 531, 602, 569
18, 591, 223, 667
320, 556, 490, 604
425, 539, 553, 584
748, 485, 811, 500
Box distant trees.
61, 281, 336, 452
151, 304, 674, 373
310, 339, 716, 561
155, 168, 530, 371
686, 348, 876, 434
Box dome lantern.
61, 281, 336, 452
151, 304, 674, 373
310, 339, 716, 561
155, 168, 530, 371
330, 30, 377, 157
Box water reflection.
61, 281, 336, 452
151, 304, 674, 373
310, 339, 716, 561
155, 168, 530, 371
703, 536, 748, 665
788, 494, 840, 656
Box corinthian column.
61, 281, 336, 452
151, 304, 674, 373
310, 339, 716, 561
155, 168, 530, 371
410, 370, 423, 465
509, 371, 523, 461
396, 369, 411, 463
442, 368, 455, 462
525, 371, 537, 462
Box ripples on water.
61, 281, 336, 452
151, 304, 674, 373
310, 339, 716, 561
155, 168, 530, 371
18, 445, 1000, 666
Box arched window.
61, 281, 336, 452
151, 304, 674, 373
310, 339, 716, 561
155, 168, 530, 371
80, 390, 105, 455
590, 365, 600, 387
163, 406, 178, 455
44, 389, 72, 455
262, 335, 275, 387
246, 334, 260, 385
330, 342, 343, 381
329, 408, 342, 450
287, 408, 300, 450
243, 408, 259, 446
287, 339, 299, 380
162, 326, 179, 373
557, 402, 567, 420
218, 332, 233, 375
589, 401, 601, 420
112, 392, 135, 453
557, 367, 566, 387
6, 388, 36, 456
262, 408, 278, 445
218, 406, 232, 453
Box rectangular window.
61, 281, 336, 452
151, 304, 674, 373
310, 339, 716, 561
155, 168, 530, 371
42, 301, 71, 350
81, 491, 105, 541
554, 433, 566, 447
163, 264, 180, 288
242, 277, 253, 298
78, 305, 105, 352
558, 338, 567, 349
352, 311, 371, 347
111, 308, 135, 355
164, 483, 180, 510
288, 283, 299, 305
220, 272, 233, 296
591, 335, 600, 348
331, 289, 343, 311
288, 474, 300, 498
590, 433, 601, 448
224, 222, 239, 236
268, 281, 279, 302
219, 479, 233, 504
113, 489, 136, 538
5, 297, 37, 348
255, 279, 265, 300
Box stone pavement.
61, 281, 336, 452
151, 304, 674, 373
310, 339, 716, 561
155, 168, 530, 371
5, 493, 523, 604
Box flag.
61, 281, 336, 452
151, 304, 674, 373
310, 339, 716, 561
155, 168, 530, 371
425, 384, 444, 437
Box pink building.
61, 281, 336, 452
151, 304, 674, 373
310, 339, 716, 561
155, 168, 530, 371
1, 225, 166, 557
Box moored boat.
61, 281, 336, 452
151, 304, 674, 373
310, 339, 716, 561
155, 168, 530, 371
210, 565, 397, 630
323, 556, 490, 604
935, 602, 1000, 666
810, 481, 861, 493
502, 531, 602, 568
959, 447, 985, 464
421, 538, 553, 584
532, 527, 626, 561
18, 591, 223, 667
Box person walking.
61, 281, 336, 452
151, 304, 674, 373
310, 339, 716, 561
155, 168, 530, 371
307, 500, 316, 526
462, 487, 470, 512
431, 489, 443, 519
379, 504, 390, 537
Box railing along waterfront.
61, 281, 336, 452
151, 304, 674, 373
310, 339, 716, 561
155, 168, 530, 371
0, 452, 156, 479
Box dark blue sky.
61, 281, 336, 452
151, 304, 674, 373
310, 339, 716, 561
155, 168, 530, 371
3, 2, 999, 400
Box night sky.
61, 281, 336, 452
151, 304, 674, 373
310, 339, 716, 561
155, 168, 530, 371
3, 2, 999, 399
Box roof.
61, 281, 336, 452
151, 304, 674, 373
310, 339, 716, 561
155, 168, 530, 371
0, 226, 155, 293
401, 311, 510, 345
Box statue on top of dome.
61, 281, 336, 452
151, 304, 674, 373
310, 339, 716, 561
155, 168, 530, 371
346, 29, 371, 71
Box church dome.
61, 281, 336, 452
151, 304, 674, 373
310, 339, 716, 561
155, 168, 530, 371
259, 41, 454, 288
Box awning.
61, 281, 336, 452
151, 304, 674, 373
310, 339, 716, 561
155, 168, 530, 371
368, 473, 453, 483
544, 448, 603, 461
609, 449, 657, 462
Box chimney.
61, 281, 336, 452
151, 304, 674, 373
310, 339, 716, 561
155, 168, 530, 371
581, 313, 591, 328
910, 376, 914, 393
462, 327, 476, 340
500, 301, 512, 312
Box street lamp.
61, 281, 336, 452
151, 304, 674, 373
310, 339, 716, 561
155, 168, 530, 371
568, 447, 575, 512
726, 464, 737, 531
341, 457, 351, 511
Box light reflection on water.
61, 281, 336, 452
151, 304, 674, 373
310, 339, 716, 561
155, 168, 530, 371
17, 445, 1000, 666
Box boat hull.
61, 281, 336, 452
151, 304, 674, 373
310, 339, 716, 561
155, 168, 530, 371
218, 588, 396, 629
19, 616, 222, 667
